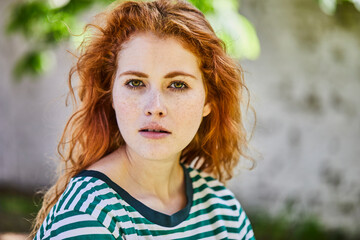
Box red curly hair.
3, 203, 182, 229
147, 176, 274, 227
32, 0, 253, 235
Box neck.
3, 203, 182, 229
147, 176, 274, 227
87, 146, 187, 214
119, 146, 184, 202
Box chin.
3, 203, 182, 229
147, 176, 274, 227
127, 144, 182, 161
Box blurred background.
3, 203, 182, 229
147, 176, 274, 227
1, 0, 360, 239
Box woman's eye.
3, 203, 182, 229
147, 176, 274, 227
126, 79, 145, 88
169, 81, 188, 90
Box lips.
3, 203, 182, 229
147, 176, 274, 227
140, 129, 170, 133
139, 123, 171, 139
139, 123, 171, 134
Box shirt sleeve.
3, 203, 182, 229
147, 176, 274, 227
35, 209, 119, 240
239, 206, 255, 240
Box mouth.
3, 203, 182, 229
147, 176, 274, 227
139, 129, 171, 133
139, 124, 171, 139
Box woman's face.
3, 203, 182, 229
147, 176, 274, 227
112, 32, 211, 161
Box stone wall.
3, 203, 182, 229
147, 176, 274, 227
229, 0, 360, 234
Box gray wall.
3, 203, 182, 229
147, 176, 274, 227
229, 0, 360, 234
0, 0, 72, 189
1, 0, 359, 234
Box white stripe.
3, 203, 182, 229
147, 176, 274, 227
139, 203, 239, 232
190, 195, 239, 215
239, 218, 251, 240
199, 230, 230, 240
239, 210, 246, 226
114, 217, 136, 233
245, 229, 254, 240
90, 196, 119, 218
88, 197, 136, 231
192, 176, 221, 189
42, 211, 96, 239
154, 219, 228, 239
103, 210, 112, 228
193, 187, 236, 202
79, 188, 114, 212
123, 233, 141, 240
189, 169, 222, 186
60, 178, 90, 212
35, 229, 41, 240
68, 179, 106, 210
54, 226, 112, 239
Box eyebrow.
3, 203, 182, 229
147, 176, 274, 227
164, 71, 197, 79
118, 71, 148, 78
118, 70, 197, 79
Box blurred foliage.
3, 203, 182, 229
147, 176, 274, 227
249, 211, 358, 240
319, 0, 360, 15
6, 0, 360, 81
0, 188, 41, 233
5, 0, 260, 81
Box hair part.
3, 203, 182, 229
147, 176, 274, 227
31, 0, 254, 236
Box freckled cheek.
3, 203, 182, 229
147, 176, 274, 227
113, 94, 142, 121
171, 95, 205, 125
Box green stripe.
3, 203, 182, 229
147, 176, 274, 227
204, 176, 216, 182
190, 173, 201, 182
49, 211, 108, 238
131, 216, 155, 225
53, 220, 105, 236
56, 177, 90, 211
64, 178, 96, 210
38, 223, 44, 239
193, 193, 236, 207
63, 234, 115, 240
73, 185, 114, 214
174, 225, 227, 240
122, 204, 137, 213
193, 183, 226, 194
118, 214, 238, 236
190, 203, 237, 219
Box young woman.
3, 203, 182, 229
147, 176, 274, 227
32, 0, 255, 239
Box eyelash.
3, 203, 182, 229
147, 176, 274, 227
125, 79, 189, 92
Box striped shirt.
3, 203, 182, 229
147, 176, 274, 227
35, 166, 255, 239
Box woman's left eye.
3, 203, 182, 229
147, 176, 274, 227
169, 81, 188, 90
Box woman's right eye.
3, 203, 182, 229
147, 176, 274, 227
125, 79, 145, 89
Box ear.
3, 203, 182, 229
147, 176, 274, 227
202, 102, 211, 117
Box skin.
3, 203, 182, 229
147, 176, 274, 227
88, 32, 211, 215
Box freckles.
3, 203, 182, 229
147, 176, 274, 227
174, 94, 205, 121
114, 94, 140, 118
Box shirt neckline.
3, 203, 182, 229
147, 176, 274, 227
76, 164, 193, 227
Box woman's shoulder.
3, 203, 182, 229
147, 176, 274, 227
46, 172, 122, 221
185, 166, 255, 239
186, 166, 231, 192
35, 173, 122, 240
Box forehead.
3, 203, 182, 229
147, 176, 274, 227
117, 32, 201, 72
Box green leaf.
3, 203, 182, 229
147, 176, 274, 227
6, 1, 51, 37
207, 12, 260, 59
187, 0, 215, 14
13, 50, 55, 80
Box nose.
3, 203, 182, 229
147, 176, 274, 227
144, 90, 167, 117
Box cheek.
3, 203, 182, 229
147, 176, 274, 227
113, 92, 141, 122
173, 93, 205, 124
